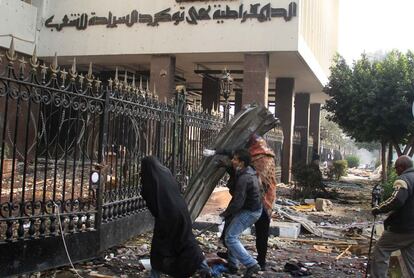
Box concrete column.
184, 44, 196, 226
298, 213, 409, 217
310, 103, 321, 154
150, 55, 176, 102
275, 78, 295, 183
201, 76, 220, 113
235, 89, 243, 114
294, 93, 310, 165
242, 53, 269, 106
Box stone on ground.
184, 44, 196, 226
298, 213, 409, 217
315, 198, 333, 212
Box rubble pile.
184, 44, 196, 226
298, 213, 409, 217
33, 176, 388, 277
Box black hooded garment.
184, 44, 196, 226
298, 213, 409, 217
140, 156, 205, 278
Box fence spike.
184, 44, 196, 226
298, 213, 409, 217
50, 52, 59, 73
17, 56, 27, 79
78, 73, 84, 87
40, 62, 47, 76
6, 37, 17, 62
85, 63, 94, 87
124, 70, 128, 87
139, 76, 143, 90
18, 56, 27, 74
95, 77, 102, 89
115, 67, 119, 81
60, 68, 68, 87
108, 77, 113, 89
132, 74, 136, 88
30, 45, 39, 68
87, 62, 93, 79
70, 57, 77, 76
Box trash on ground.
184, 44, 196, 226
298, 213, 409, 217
313, 245, 333, 253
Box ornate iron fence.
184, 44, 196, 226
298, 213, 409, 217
0, 41, 225, 276
0, 40, 290, 276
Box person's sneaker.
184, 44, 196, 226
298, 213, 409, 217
243, 264, 261, 278
257, 259, 266, 271
259, 262, 266, 271
226, 264, 238, 274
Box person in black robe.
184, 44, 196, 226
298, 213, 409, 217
140, 156, 211, 278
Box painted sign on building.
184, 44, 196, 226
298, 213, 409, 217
44, 2, 297, 31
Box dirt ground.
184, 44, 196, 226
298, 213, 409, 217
22, 172, 396, 278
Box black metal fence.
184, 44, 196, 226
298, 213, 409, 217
264, 128, 284, 180
0, 41, 295, 276
0, 42, 225, 276
0, 45, 318, 278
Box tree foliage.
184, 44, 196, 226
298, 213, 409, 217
320, 110, 347, 146
324, 51, 414, 156
292, 164, 325, 198
354, 141, 381, 152
320, 110, 357, 155
345, 155, 360, 168
333, 160, 348, 180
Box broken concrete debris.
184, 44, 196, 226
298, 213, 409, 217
270, 221, 301, 239
315, 198, 333, 212
35, 177, 379, 277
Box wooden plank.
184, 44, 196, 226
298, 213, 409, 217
335, 245, 352, 260
279, 238, 358, 246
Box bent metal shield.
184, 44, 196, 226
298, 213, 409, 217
184, 103, 278, 221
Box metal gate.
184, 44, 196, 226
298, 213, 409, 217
0, 41, 224, 276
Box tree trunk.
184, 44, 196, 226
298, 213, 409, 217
393, 141, 403, 157
403, 135, 414, 155
409, 146, 414, 157
381, 141, 387, 182
184, 104, 278, 221
387, 142, 393, 172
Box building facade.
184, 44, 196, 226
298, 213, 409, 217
0, 0, 338, 181
0, 0, 339, 275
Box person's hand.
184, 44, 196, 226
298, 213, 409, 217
372, 207, 380, 216
203, 149, 216, 157
218, 213, 226, 224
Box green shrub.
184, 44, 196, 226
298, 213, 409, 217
382, 167, 397, 201
292, 163, 325, 198
345, 155, 360, 168
333, 160, 348, 180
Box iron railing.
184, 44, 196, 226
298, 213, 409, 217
0, 40, 224, 262
0, 40, 291, 276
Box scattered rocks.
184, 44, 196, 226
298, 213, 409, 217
35, 177, 375, 277
315, 198, 333, 212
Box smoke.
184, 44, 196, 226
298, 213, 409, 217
356, 148, 378, 167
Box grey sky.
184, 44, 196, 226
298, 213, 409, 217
339, 0, 414, 63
